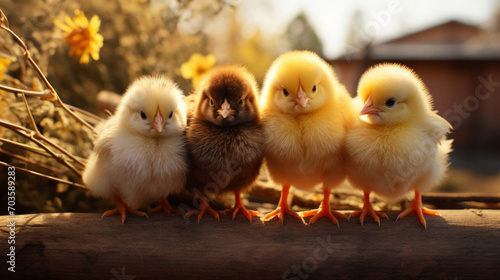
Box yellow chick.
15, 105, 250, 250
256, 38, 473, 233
83, 76, 188, 223
260, 50, 355, 225
346, 63, 452, 228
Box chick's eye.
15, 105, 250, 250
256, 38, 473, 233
385, 98, 396, 108
209, 99, 214, 106
312, 85, 317, 92
140, 111, 147, 120
169, 111, 173, 119
283, 88, 289, 97
239, 99, 243, 105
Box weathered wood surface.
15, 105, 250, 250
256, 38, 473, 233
1, 210, 500, 280
422, 192, 500, 207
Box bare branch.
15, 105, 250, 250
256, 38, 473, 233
0, 161, 87, 190
0, 119, 84, 177
66, 104, 104, 126
54, 100, 96, 132
0, 84, 54, 99
0, 148, 62, 174
0, 16, 95, 132
21, 93, 41, 134
0, 9, 10, 29
1, 137, 87, 165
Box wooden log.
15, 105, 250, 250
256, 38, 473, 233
422, 193, 500, 209
1, 210, 500, 280
422, 192, 500, 203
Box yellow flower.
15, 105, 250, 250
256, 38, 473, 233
54, 10, 103, 64
0, 57, 11, 81
180, 53, 216, 87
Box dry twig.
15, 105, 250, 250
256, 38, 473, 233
0, 9, 92, 188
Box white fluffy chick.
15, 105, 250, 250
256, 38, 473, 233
83, 76, 188, 223
346, 63, 452, 228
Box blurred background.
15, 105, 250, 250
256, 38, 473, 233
1, 0, 499, 214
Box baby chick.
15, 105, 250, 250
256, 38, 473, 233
260, 50, 355, 225
83, 76, 188, 223
346, 63, 452, 228
185, 65, 264, 222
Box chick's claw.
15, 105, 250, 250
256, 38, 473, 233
350, 191, 388, 226
148, 198, 179, 214
103, 196, 148, 224
185, 207, 220, 223
350, 207, 388, 226
300, 188, 345, 226
396, 191, 440, 229
263, 185, 301, 224
185, 197, 220, 223
221, 206, 259, 221
301, 208, 345, 227
263, 205, 301, 225
220, 192, 260, 222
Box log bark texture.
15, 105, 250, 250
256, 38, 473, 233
1, 210, 500, 280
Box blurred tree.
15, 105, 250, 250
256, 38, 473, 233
474, 6, 500, 45
342, 9, 365, 59
221, 11, 280, 84
285, 12, 323, 56
234, 30, 276, 83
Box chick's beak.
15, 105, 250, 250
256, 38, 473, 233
359, 96, 383, 116
295, 87, 309, 108
152, 111, 165, 132
218, 98, 235, 118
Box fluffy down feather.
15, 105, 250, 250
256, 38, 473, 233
261, 50, 354, 191
83, 76, 188, 221
185, 65, 264, 222
260, 50, 355, 225
346, 63, 452, 227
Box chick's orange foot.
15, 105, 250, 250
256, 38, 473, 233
396, 191, 440, 229
300, 208, 346, 226
103, 196, 148, 224
263, 206, 301, 224
148, 198, 178, 214
300, 189, 346, 226
185, 197, 220, 223
221, 206, 259, 222
350, 191, 388, 226
263, 185, 301, 224
350, 207, 388, 226
220, 192, 259, 222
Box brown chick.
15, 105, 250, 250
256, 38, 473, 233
184, 65, 264, 222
